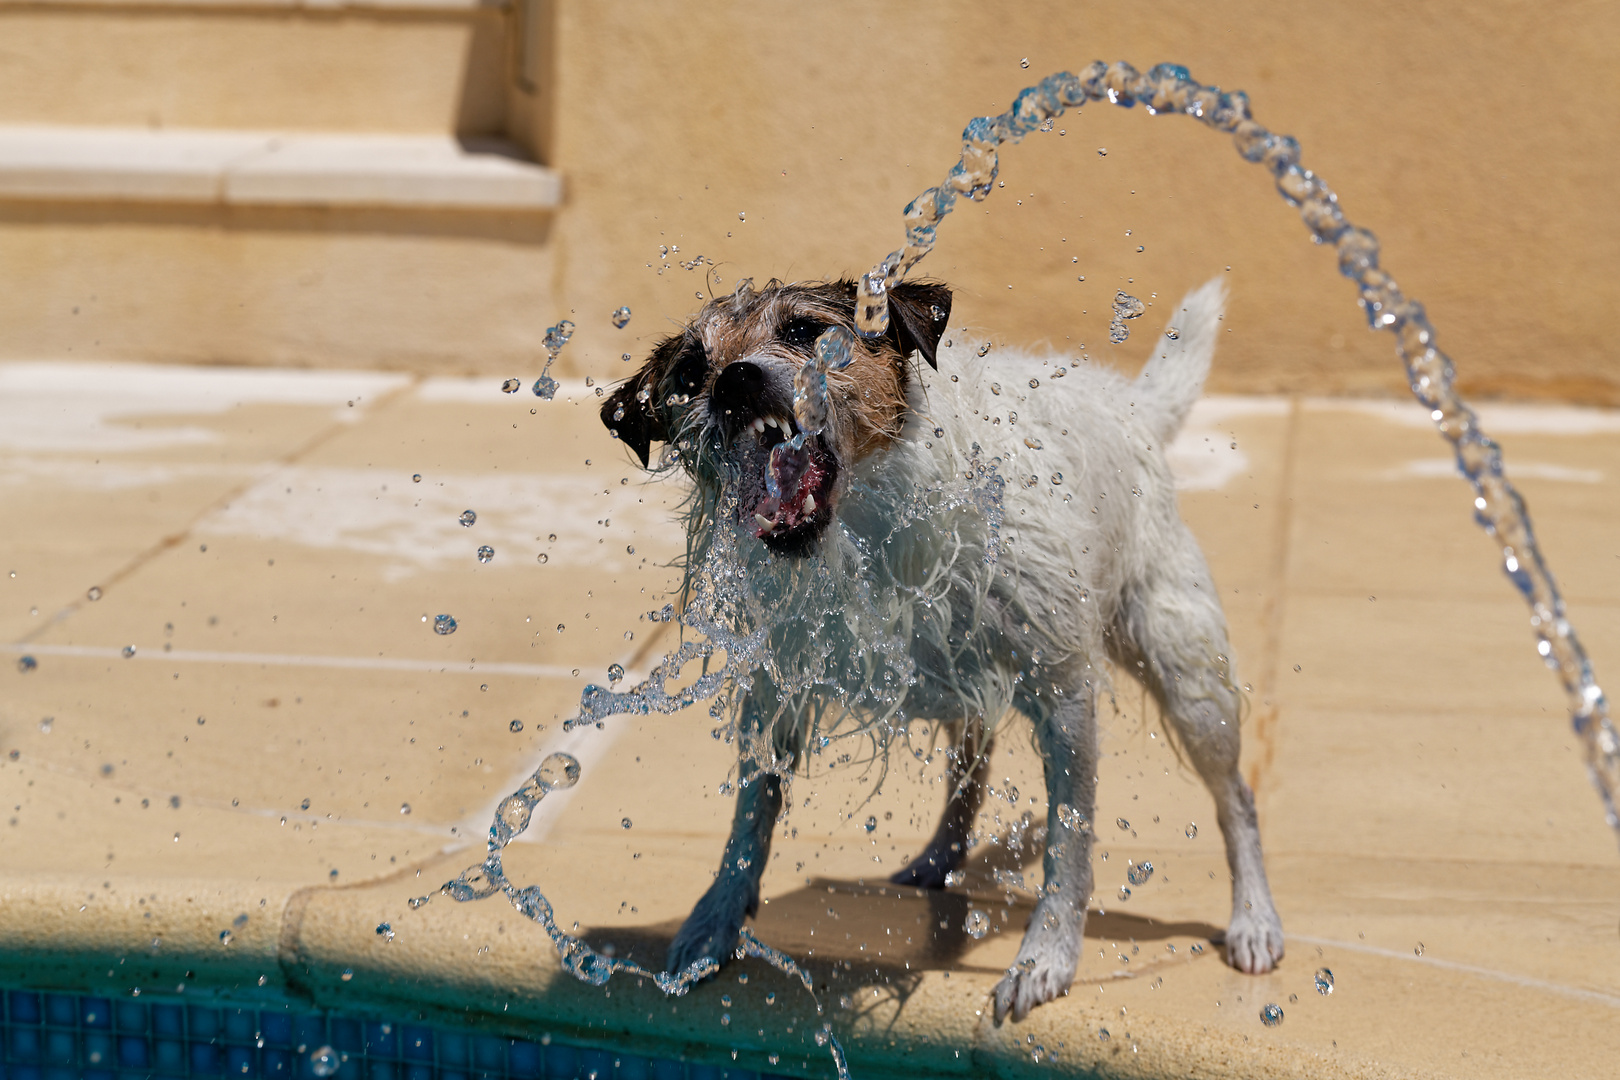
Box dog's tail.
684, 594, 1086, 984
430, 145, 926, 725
1133, 276, 1226, 444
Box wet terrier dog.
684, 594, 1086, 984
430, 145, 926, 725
601, 277, 1283, 1020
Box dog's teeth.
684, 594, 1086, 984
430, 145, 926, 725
754, 513, 775, 530
751, 418, 766, 434
804, 493, 816, 514
764, 416, 779, 430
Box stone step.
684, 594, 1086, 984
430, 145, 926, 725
0, 126, 561, 210
0, 0, 520, 136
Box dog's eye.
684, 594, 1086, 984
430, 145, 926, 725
671, 341, 709, 395
779, 317, 828, 350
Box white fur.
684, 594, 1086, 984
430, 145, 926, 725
667, 279, 1284, 1020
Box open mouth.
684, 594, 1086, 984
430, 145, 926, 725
732, 411, 838, 553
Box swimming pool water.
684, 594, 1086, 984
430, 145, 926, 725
0, 988, 789, 1080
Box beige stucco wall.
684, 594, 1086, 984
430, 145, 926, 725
3, 0, 1618, 399
541, 0, 1620, 400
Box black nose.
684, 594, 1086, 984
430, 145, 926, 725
709, 361, 764, 418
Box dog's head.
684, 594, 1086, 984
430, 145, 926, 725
601, 279, 951, 555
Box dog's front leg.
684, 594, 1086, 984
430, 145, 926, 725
666, 696, 793, 978
993, 688, 1097, 1023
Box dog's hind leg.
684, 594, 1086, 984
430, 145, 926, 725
666, 694, 796, 978
1118, 532, 1284, 975
890, 715, 992, 889
992, 684, 1097, 1022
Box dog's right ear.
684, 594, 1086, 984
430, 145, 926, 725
601, 341, 675, 468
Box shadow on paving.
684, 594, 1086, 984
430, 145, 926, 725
580, 835, 1223, 1020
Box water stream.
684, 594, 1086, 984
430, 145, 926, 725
851, 60, 1620, 841
441, 58, 1620, 1080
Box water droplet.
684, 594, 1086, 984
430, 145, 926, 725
607, 663, 625, 683
611, 306, 632, 329
1098, 1027, 1110, 1040
538, 752, 581, 791
814, 1030, 829, 1047
121, 645, 136, 658
1293, 664, 1302, 672
1191, 942, 1204, 954
1116, 817, 1130, 831
989, 382, 1002, 395
219, 930, 233, 946
39, 718, 52, 733
543, 320, 575, 352
1024, 436, 1043, 450
1165, 327, 1180, 340
340, 968, 353, 982
1117, 886, 1131, 901
976, 342, 992, 357
412, 474, 422, 483
864, 815, 877, 834
87, 586, 102, 601
1020, 57, 1030, 68
1314, 967, 1334, 995
621, 817, 632, 829
533, 376, 558, 400
433, 614, 457, 636
537, 553, 549, 564
509, 719, 523, 733
765, 991, 776, 1005
1127, 861, 1154, 886
1097, 147, 1107, 157
626, 544, 635, 555
556, 623, 565, 633
1259, 1003, 1283, 1027
1056, 803, 1089, 832
1414, 942, 1424, 956
719, 1013, 730, 1026
399, 803, 411, 815
1050, 473, 1063, 485
476, 546, 495, 564
310, 1046, 340, 1077
376, 922, 394, 942
459, 510, 477, 528
501, 378, 521, 393
1028, 378, 1040, 389
1185, 822, 1198, 839
964, 910, 990, 939
547, 533, 557, 543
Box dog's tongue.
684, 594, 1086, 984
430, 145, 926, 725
766, 439, 811, 500
753, 439, 814, 535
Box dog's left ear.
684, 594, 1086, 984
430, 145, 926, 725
885, 281, 953, 370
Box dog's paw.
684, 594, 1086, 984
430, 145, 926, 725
666, 886, 749, 978
1224, 904, 1285, 974
889, 844, 961, 890
991, 900, 1082, 1023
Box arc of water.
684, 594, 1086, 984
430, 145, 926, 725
852, 59, 1620, 843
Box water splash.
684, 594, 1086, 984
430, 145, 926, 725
1109, 290, 1146, 344
852, 58, 1620, 843
446, 749, 853, 1079
447, 312, 1010, 1079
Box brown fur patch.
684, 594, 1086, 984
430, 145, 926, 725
688, 281, 911, 465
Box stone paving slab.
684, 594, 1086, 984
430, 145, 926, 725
3, 363, 1619, 1078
